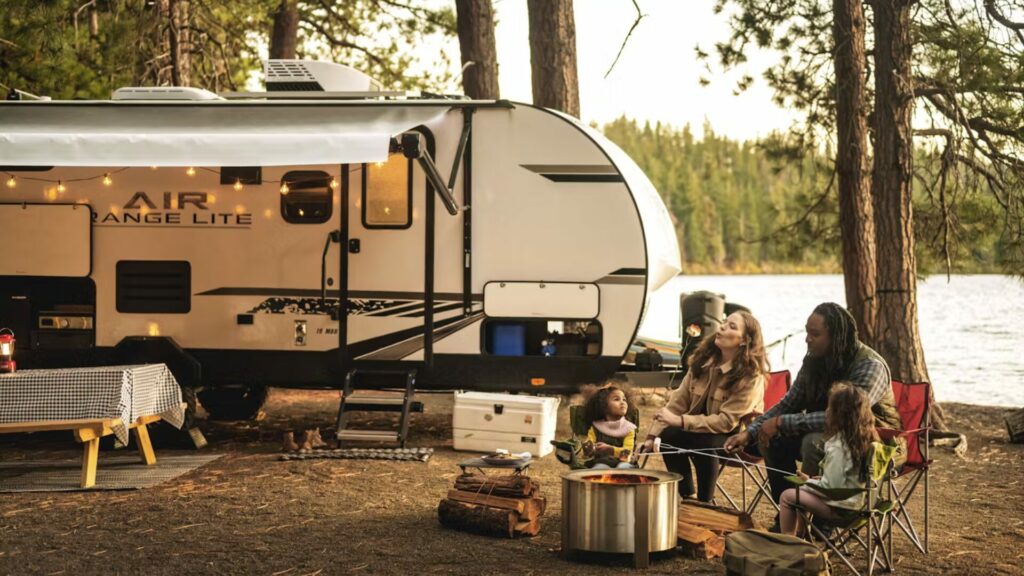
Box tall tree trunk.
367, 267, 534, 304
871, 0, 947, 430
455, 0, 500, 99
833, 0, 877, 345
270, 0, 300, 60
526, 0, 579, 117
168, 0, 191, 86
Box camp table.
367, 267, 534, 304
0, 364, 185, 488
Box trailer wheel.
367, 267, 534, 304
198, 384, 268, 421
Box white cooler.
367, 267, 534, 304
452, 391, 560, 457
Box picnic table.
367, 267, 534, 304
0, 364, 185, 488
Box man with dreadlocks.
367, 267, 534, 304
724, 302, 905, 524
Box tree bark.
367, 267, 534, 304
832, 0, 877, 346
455, 0, 500, 99
168, 0, 191, 86
871, 0, 946, 430
526, 0, 580, 117
269, 0, 300, 60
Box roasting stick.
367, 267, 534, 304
636, 443, 798, 477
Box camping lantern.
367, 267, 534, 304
0, 328, 14, 373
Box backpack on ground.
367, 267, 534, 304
724, 530, 829, 576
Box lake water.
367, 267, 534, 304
639, 275, 1024, 407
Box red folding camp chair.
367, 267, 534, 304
885, 380, 932, 554
715, 369, 791, 514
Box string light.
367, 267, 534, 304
186, 167, 196, 176
233, 179, 243, 191
102, 173, 112, 186
5, 175, 15, 189
329, 177, 338, 189
56, 181, 66, 193
279, 182, 290, 195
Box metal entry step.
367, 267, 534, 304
335, 369, 419, 448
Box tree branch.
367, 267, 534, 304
605, 0, 646, 79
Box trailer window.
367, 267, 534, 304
280, 170, 332, 224
362, 154, 412, 229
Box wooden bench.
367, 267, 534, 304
0, 413, 165, 488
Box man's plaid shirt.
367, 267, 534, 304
747, 355, 891, 438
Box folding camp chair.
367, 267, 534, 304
787, 441, 899, 576
884, 380, 932, 554
715, 370, 792, 514
552, 404, 641, 469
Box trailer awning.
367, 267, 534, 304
0, 102, 451, 167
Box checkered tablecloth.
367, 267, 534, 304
0, 364, 185, 444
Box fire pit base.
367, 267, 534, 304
561, 469, 681, 569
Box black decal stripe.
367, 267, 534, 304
366, 301, 426, 317
520, 164, 618, 174
357, 312, 484, 361
399, 302, 464, 318
344, 313, 473, 359
541, 174, 625, 183
197, 287, 482, 301
610, 268, 646, 276
596, 277, 646, 285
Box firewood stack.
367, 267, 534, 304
676, 500, 756, 560
437, 473, 546, 538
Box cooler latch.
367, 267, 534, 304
493, 403, 504, 415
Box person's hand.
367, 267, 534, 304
796, 470, 809, 481
653, 407, 683, 428
724, 431, 751, 454
592, 442, 614, 456
639, 437, 659, 454
757, 416, 782, 444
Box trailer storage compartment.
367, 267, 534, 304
452, 391, 560, 457
0, 203, 91, 277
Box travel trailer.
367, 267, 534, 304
0, 61, 680, 422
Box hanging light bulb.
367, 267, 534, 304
329, 177, 338, 189
186, 167, 196, 176
233, 179, 243, 191
279, 182, 290, 195
102, 173, 112, 186
374, 161, 385, 168
56, 181, 66, 193
5, 175, 15, 189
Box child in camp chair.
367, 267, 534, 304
778, 383, 887, 535
552, 385, 638, 469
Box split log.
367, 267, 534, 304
446, 489, 546, 521
676, 521, 725, 559
454, 473, 535, 497
1005, 408, 1024, 444
514, 517, 541, 537
678, 500, 755, 534
438, 499, 517, 538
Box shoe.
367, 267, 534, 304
767, 514, 782, 534
298, 429, 314, 452
282, 431, 299, 452
308, 427, 327, 449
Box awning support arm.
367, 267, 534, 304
400, 112, 473, 217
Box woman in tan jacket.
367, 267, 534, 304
644, 310, 768, 501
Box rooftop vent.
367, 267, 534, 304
263, 60, 383, 92
112, 87, 223, 101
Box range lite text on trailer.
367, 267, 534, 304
0, 60, 680, 422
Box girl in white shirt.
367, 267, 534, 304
779, 383, 878, 534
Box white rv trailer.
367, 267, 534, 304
0, 61, 680, 420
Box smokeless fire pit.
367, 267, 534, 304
561, 468, 681, 568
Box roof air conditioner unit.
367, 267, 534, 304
112, 87, 224, 101
263, 60, 383, 92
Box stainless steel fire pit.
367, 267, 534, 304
561, 468, 681, 568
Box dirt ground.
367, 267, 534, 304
1, 388, 1022, 576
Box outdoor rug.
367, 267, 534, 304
0, 452, 223, 492
279, 447, 433, 462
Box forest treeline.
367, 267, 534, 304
601, 117, 1008, 274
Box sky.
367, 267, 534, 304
488, 0, 800, 141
